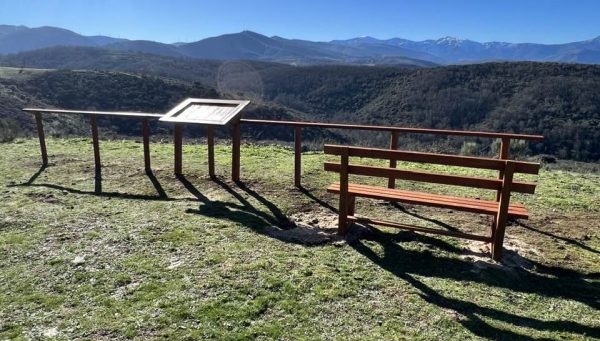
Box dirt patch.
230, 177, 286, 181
461, 237, 537, 272
289, 208, 338, 230
26, 192, 62, 204
264, 208, 377, 246
264, 224, 337, 245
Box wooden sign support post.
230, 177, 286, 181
159, 98, 250, 182
232, 120, 241, 182
207, 126, 215, 178
174, 123, 183, 175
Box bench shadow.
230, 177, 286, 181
349, 223, 600, 339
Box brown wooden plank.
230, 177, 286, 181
496, 137, 511, 201
232, 120, 241, 182
388, 131, 399, 188
24, 108, 162, 118
174, 123, 183, 175
348, 196, 356, 216
348, 216, 492, 242
241, 119, 544, 141
327, 183, 528, 218
338, 148, 350, 235
327, 183, 528, 213
492, 162, 515, 260
207, 125, 215, 178
323, 144, 539, 174
142, 118, 151, 173
294, 126, 302, 187
324, 162, 536, 194
90, 115, 101, 176
34, 112, 48, 166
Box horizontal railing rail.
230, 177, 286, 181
23, 108, 163, 118
240, 118, 543, 188
24, 107, 544, 189
240, 118, 544, 141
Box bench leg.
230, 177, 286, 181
338, 196, 349, 235
492, 212, 508, 261
338, 191, 351, 235
348, 196, 356, 216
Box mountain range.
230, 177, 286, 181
1, 25, 600, 65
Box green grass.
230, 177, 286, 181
1, 137, 599, 340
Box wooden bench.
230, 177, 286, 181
323, 144, 540, 260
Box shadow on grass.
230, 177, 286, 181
25, 165, 47, 185
14, 167, 600, 338
178, 175, 292, 225
297, 185, 337, 212
147, 170, 167, 198
392, 202, 461, 232
517, 221, 599, 255
350, 224, 600, 339
11, 167, 178, 202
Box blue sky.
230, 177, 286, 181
1, 0, 599, 44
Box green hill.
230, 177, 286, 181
1, 49, 600, 161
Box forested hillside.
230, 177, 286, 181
1, 49, 599, 161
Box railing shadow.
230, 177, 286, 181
297, 185, 338, 213
12, 168, 176, 202
516, 221, 599, 255
25, 165, 47, 185
181, 176, 293, 231
392, 202, 461, 232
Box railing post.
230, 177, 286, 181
294, 126, 302, 187
207, 125, 215, 178
388, 130, 399, 188
90, 114, 101, 193
174, 123, 183, 175
496, 137, 510, 201
142, 118, 151, 174
232, 120, 241, 182
34, 112, 48, 166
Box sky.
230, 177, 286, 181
1, 0, 599, 44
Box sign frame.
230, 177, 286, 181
159, 98, 250, 125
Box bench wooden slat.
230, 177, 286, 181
324, 162, 537, 194
324, 144, 540, 174
327, 183, 529, 219
328, 182, 528, 212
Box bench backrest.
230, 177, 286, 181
323, 144, 540, 194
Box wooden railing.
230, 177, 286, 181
239, 119, 544, 189
23, 109, 544, 191
23, 108, 163, 192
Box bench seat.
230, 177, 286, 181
327, 182, 529, 219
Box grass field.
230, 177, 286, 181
1, 137, 599, 340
